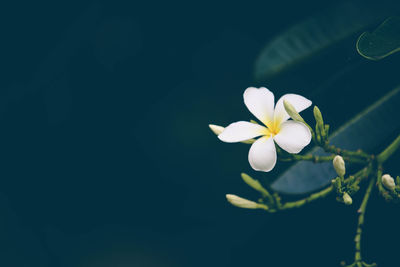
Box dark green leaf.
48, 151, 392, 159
356, 17, 400, 60
254, 1, 390, 81
271, 86, 400, 194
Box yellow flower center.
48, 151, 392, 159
263, 119, 281, 137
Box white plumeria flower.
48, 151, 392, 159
218, 87, 312, 172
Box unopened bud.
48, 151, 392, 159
283, 100, 304, 122
313, 106, 325, 138
382, 174, 395, 191
241, 173, 270, 197
343, 192, 352, 205
333, 155, 346, 177
313, 106, 324, 126
226, 194, 267, 210
209, 124, 225, 136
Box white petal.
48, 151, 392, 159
274, 94, 312, 123
243, 87, 275, 127
218, 121, 267, 143
273, 121, 311, 154
248, 136, 277, 172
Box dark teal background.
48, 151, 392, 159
0, 1, 399, 266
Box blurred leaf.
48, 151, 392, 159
271, 86, 400, 194
356, 17, 400, 60
254, 1, 390, 81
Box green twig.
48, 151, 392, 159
344, 175, 376, 267
271, 186, 333, 211
377, 133, 400, 164
344, 166, 370, 186
323, 143, 371, 160
376, 167, 387, 198
279, 154, 367, 164
267, 167, 372, 213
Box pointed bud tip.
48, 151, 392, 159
313, 105, 324, 122
209, 124, 225, 136
241, 172, 252, 180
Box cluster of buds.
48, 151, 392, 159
378, 173, 400, 202
331, 155, 353, 205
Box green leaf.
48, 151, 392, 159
254, 1, 390, 81
271, 86, 400, 195
356, 17, 400, 60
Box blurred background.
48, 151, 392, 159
0, 0, 400, 266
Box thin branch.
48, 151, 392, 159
345, 175, 376, 267
377, 133, 400, 164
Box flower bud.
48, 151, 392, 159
209, 124, 225, 136
283, 100, 304, 122
382, 174, 395, 191
313, 106, 324, 126
241, 173, 269, 197
343, 192, 352, 205
226, 194, 267, 210
313, 106, 326, 138
333, 155, 346, 177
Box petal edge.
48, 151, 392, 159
274, 121, 311, 153
248, 136, 277, 172
243, 87, 275, 127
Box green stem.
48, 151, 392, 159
278, 185, 333, 210
345, 165, 373, 196
323, 144, 370, 159
344, 166, 369, 185
352, 176, 375, 266
377, 133, 400, 164
279, 154, 333, 162
376, 167, 385, 195
279, 154, 367, 164
269, 167, 371, 212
